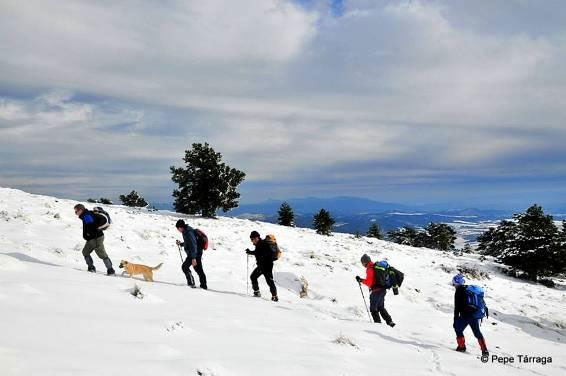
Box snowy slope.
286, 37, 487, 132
1, 187, 565, 376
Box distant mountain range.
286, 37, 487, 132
152, 197, 566, 244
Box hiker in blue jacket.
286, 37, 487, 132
452, 274, 488, 356
175, 219, 207, 289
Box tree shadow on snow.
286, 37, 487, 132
490, 310, 566, 343
365, 330, 440, 350
1, 252, 60, 267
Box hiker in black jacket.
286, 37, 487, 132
176, 219, 207, 289
74, 204, 115, 275
246, 231, 278, 301
452, 274, 488, 355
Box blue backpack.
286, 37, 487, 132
465, 285, 489, 320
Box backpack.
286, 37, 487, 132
373, 261, 391, 288
265, 234, 282, 261
194, 229, 209, 251
465, 285, 489, 320
92, 207, 111, 231
373, 261, 404, 289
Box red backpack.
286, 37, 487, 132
194, 229, 209, 251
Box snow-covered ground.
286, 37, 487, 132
1, 187, 565, 376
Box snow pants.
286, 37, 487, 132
182, 255, 207, 288
251, 262, 277, 297
82, 235, 112, 269
369, 288, 393, 324
454, 316, 484, 339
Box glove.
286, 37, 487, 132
355, 276, 363, 283
176, 240, 182, 246
245, 248, 253, 255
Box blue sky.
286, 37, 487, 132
0, 0, 565, 210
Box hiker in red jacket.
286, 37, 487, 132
356, 254, 395, 327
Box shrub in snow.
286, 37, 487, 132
299, 276, 309, 298
119, 190, 148, 207
333, 333, 358, 349
457, 264, 490, 280
53, 213, 60, 219
99, 197, 113, 205
367, 223, 383, 239
130, 284, 144, 299
538, 278, 555, 288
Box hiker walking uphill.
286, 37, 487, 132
245, 231, 279, 302
356, 254, 400, 327
452, 274, 489, 356
176, 219, 207, 289
74, 204, 115, 275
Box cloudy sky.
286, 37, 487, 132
1, 0, 565, 209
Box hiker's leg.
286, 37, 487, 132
92, 236, 108, 260
369, 290, 381, 323
250, 266, 262, 293
82, 239, 96, 268
453, 317, 468, 337
194, 256, 207, 288
469, 318, 484, 339
376, 289, 393, 324
262, 263, 277, 297
181, 257, 195, 286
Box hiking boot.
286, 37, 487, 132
455, 346, 467, 352
200, 285, 208, 290
387, 321, 396, 328
87, 266, 96, 273
482, 350, 489, 357
107, 268, 115, 276
271, 295, 279, 302
253, 291, 261, 297
189, 284, 197, 289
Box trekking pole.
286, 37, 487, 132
177, 243, 184, 263
246, 254, 250, 295
358, 281, 372, 322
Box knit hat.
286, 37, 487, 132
250, 231, 261, 239
175, 219, 186, 228
452, 274, 465, 286
360, 254, 371, 266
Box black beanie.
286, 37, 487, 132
175, 219, 186, 228
250, 231, 261, 239
360, 254, 371, 266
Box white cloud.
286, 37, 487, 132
0, 0, 565, 202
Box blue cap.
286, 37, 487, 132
452, 274, 465, 286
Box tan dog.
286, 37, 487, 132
119, 260, 163, 282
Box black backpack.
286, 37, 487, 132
92, 207, 111, 231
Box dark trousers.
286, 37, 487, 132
250, 262, 277, 296
369, 288, 393, 324
454, 316, 484, 339
182, 256, 207, 288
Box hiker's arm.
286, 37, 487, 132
362, 267, 374, 287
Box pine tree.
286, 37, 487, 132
313, 208, 335, 236
500, 205, 560, 281
87, 198, 98, 203
119, 190, 148, 207
367, 223, 383, 239
477, 220, 517, 257
426, 223, 457, 251
277, 202, 295, 227
99, 198, 113, 205
170, 143, 246, 218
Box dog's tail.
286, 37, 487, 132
152, 262, 164, 271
